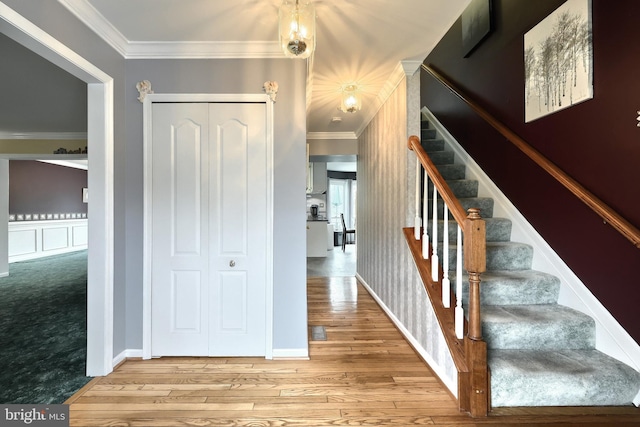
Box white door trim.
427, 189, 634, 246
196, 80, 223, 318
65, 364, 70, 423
0, 2, 114, 376
142, 93, 274, 359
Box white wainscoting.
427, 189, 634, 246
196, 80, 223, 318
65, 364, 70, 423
8, 219, 88, 263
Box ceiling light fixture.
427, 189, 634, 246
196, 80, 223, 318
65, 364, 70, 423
340, 84, 361, 113
278, 0, 316, 59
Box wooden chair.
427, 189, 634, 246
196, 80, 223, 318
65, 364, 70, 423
341, 213, 355, 251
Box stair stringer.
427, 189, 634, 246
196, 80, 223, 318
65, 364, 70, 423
421, 107, 640, 405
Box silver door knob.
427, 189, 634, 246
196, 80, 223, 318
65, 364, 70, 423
229, 260, 236, 267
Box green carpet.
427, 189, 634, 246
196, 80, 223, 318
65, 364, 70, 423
0, 250, 92, 404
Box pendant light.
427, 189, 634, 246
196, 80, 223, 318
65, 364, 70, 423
279, 0, 316, 59
340, 84, 361, 113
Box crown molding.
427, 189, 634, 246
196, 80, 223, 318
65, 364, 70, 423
0, 131, 87, 140
124, 41, 285, 59
401, 60, 424, 76
58, 0, 286, 59
58, 0, 129, 57
306, 132, 357, 140
353, 61, 408, 137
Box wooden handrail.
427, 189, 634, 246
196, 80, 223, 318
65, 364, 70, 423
408, 135, 467, 227
422, 64, 640, 249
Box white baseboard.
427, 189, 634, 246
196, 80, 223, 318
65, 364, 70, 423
0, 272, 8, 278
421, 107, 640, 373
272, 348, 309, 360
356, 273, 458, 397
113, 349, 143, 368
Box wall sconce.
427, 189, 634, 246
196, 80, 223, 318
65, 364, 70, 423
279, 0, 316, 59
340, 84, 361, 113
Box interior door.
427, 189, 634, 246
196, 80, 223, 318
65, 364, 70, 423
150, 102, 267, 357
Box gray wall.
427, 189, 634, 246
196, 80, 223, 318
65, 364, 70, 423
357, 72, 457, 391
125, 58, 309, 353
2, 0, 129, 355
2, 2, 309, 357
0, 160, 7, 276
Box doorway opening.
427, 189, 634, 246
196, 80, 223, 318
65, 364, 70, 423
0, 3, 114, 376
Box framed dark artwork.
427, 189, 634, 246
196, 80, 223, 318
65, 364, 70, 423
462, 0, 493, 58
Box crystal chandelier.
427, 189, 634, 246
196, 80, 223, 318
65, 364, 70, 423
278, 0, 316, 59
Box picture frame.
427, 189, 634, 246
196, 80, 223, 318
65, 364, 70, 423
524, 0, 593, 122
462, 0, 493, 58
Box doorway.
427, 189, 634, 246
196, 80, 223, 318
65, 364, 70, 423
0, 3, 114, 376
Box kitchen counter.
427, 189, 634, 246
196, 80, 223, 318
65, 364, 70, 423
307, 215, 329, 222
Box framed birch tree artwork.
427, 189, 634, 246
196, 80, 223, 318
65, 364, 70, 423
524, 0, 593, 122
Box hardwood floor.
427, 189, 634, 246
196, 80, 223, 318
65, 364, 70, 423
67, 276, 640, 426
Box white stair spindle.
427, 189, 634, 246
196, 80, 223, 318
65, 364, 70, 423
455, 225, 464, 339
422, 169, 429, 259
442, 205, 450, 308
414, 158, 421, 240
431, 187, 439, 282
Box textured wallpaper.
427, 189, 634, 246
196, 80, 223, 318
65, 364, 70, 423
356, 71, 457, 394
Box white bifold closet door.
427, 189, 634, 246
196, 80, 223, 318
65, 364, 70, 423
150, 102, 267, 357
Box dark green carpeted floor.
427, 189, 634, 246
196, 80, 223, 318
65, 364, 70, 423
0, 250, 92, 404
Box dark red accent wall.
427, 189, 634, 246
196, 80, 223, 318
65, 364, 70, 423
423, 0, 640, 343
9, 160, 87, 215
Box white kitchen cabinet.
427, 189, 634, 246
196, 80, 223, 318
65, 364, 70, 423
306, 162, 327, 194
306, 221, 328, 257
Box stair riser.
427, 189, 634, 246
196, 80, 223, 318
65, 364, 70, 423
425, 217, 512, 243
453, 274, 560, 306
483, 319, 595, 350
489, 349, 640, 407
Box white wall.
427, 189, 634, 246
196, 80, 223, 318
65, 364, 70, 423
308, 138, 358, 156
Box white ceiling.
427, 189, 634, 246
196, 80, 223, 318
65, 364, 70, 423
59, 0, 470, 139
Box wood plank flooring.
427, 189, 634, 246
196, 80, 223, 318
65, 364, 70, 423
67, 276, 640, 426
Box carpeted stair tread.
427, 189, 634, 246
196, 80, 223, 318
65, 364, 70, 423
428, 179, 478, 199
422, 138, 444, 152
489, 349, 640, 406
421, 128, 437, 140
440, 241, 533, 271
428, 150, 455, 165
435, 164, 466, 180
482, 304, 595, 350
452, 269, 560, 305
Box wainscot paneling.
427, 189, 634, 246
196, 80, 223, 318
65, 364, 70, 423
8, 219, 88, 263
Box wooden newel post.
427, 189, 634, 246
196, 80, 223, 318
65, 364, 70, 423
463, 208, 488, 417
464, 208, 486, 340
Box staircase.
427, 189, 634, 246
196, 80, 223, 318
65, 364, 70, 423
420, 120, 640, 407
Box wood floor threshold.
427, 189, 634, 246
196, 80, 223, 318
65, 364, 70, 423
67, 277, 640, 426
